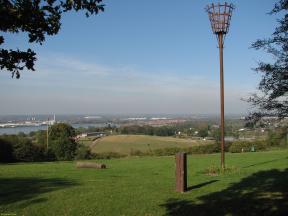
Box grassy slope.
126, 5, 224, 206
88, 135, 211, 154
0, 150, 287, 216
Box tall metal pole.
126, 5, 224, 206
218, 33, 225, 169
47, 118, 49, 151
206, 2, 234, 170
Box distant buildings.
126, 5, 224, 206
77, 132, 106, 139
0, 114, 57, 128
46, 114, 56, 125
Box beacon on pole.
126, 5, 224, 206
206, 2, 234, 169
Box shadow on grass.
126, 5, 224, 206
162, 169, 288, 216
0, 177, 78, 207
243, 157, 287, 168
187, 180, 219, 191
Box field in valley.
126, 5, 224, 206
83, 135, 212, 155
0, 149, 287, 216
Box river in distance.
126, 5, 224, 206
0, 123, 107, 135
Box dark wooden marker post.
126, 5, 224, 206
175, 152, 187, 193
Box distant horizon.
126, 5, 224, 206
0, 113, 247, 117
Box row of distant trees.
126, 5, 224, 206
117, 124, 287, 141
115, 123, 241, 140
119, 125, 175, 137
76, 121, 287, 144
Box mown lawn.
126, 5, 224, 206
87, 135, 212, 155
0, 150, 287, 216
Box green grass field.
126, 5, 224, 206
86, 135, 211, 155
0, 150, 287, 216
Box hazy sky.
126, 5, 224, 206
0, 0, 280, 115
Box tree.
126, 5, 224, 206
0, 0, 104, 78
49, 122, 76, 138
75, 144, 92, 160
198, 128, 208, 138
51, 135, 78, 160
13, 137, 45, 161
211, 128, 221, 142
246, 0, 288, 122
49, 123, 78, 160
267, 127, 287, 146
35, 130, 47, 146
0, 134, 45, 162
0, 137, 14, 162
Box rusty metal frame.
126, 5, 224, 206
206, 2, 234, 35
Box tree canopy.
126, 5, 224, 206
49, 123, 78, 160
247, 0, 288, 122
0, 0, 104, 78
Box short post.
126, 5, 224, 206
175, 152, 187, 193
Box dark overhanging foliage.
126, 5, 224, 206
0, 0, 105, 78
246, 0, 288, 123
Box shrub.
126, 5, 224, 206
30, 145, 46, 161
75, 145, 93, 160
187, 143, 219, 154
0, 135, 46, 162
229, 141, 251, 153
253, 140, 269, 151
50, 136, 78, 160
228, 140, 268, 153
44, 148, 56, 161
153, 127, 175, 136
13, 138, 45, 162
267, 128, 287, 146
0, 138, 14, 162
13, 138, 34, 161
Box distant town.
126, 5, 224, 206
0, 114, 241, 129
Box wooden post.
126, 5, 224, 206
175, 152, 187, 193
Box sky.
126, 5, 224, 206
0, 0, 280, 115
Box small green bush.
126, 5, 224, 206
253, 140, 269, 151
229, 140, 268, 153
229, 141, 251, 153
267, 128, 287, 146
187, 143, 219, 154
75, 145, 93, 160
